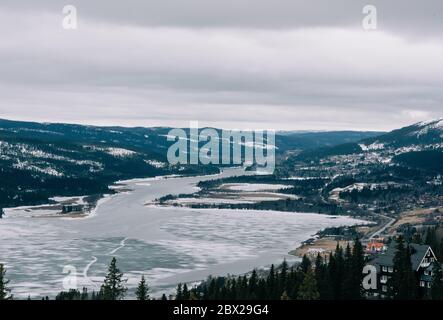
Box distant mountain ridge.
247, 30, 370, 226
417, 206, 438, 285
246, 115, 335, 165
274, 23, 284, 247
277, 118, 443, 215
0, 118, 382, 209
295, 119, 443, 161
360, 119, 443, 149
0, 118, 217, 208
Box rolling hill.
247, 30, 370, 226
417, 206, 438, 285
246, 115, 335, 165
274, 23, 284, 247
0, 118, 379, 209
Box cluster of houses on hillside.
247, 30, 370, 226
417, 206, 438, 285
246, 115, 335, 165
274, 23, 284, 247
364, 240, 440, 299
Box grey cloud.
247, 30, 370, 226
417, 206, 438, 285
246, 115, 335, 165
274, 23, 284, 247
1, 0, 443, 34
0, 1, 442, 131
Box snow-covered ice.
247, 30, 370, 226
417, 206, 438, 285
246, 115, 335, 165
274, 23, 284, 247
0, 168, 367, 299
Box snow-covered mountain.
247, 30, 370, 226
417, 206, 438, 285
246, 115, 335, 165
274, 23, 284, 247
296, 119, 443, 162
359, 119, 443, 150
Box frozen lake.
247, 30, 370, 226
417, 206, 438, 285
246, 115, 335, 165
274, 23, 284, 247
0, 168, 366, 298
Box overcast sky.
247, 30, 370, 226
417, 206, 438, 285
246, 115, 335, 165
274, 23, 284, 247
0, 1, 442, 131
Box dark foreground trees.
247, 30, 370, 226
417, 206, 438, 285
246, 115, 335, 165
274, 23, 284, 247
0, 263, 12, 300
188, 239, 366, 300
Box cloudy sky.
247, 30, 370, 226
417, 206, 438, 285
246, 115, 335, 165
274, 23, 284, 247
0, 1, 442, 131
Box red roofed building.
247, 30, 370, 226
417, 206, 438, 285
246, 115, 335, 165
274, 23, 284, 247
365, 241, 386, 254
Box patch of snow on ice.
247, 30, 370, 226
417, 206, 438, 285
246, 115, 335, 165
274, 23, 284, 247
106, 148, 137, 157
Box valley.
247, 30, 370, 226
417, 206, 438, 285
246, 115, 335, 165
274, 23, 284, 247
0, 167, 366, 299
1, 117, 443, 299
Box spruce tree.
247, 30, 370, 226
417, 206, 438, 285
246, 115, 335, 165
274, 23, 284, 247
257, 279, 267, 300
352, 238, 365, 297
300, 255, 311, 274
239, 276, 248, 299
176, 283, 183, 300
315, 254, 333, 299
390, 237, 416, 300
266, 264, 276, 299
229, 278, 237, 300
276, 260, 288, 298
81, 287, 89, 300
297, 270, 320, 300
343, 238, 365, 299
248, 270, 258, 299
182, 283, 190, 300
100, 257, 127, 300
329, 245, 345, 299
136, 275, 149, 300
0, 264, 12, 300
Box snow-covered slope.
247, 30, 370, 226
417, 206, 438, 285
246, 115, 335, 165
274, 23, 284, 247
360, 118, 443, 150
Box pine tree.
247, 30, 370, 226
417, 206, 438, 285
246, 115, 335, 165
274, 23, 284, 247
278, 260, 288, 297
136, 275, 149, 300
81, 287, 89, 300
345, 243, 352, 262
300, 255, 311, 274
228, 278, 237, 300
257, 278, 267, 300
182, 283, 190, 300
297, 270, 319, 300
248, 270, 258, 299
266, 264, 276, 299
343, 238, 365, 299
100, 257, 127, 300
431, 262, 443, 300
239, 276, 248, 299
315, 254, 333, 299
329, 244, 345, 299
176, 283, 183, 300
390, 237, 416, 300
220, 285, 228, 299
0, 264, 12, 300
